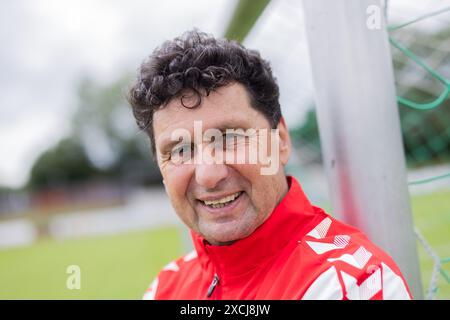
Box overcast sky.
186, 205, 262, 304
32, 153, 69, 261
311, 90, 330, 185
0, 0, 236, 188
0, 0, 445, 188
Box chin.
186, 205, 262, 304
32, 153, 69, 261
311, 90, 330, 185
202, 223, 255, 245
203, 232, 238, 245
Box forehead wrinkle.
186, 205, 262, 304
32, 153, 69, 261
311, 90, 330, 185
157, 118, 243, 148
153, 83, 271, 152
156, 109, 272, 151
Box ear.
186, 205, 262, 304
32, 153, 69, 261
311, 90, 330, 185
277, 117, 292, 166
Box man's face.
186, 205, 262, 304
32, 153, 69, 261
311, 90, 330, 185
153, 82, 291, 245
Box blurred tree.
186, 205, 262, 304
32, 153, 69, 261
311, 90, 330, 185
28, 76, 162, 190
29, 137, 99, 189
288, 108, 322, 166
72, 76, 161, 185
289, 109, 320, 150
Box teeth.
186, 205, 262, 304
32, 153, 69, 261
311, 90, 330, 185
203, 192, 241, 207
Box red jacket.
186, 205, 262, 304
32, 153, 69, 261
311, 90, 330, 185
144, 177, 412, 300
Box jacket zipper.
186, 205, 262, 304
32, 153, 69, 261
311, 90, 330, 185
206, 274, 220, 298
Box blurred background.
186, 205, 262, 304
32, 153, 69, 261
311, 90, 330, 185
0, 0, 448, 299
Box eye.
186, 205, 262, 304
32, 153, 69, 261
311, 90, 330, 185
170, 144, 194, 164
223, 132, 246, 147
224, 132, 238, 143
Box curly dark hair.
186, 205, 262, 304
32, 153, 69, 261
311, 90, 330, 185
127, 29, 281, 155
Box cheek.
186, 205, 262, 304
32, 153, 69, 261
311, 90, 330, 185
161, 164, 194, 207
231, 164, 280, 209
228, 163, 262, 200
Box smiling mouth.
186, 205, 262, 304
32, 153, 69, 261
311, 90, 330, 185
199, 191, 243, 209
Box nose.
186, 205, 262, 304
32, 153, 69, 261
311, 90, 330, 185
195, 162, 228, 190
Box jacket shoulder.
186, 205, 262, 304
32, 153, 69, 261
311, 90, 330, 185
142, 250, 201, 300
295, 209, 412, 300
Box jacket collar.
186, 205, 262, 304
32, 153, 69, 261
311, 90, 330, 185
191, 176, 318, 278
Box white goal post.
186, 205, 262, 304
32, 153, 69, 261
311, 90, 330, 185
302, 0, 423, 299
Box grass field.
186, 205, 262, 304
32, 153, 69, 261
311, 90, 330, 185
0, 191, 448, 299
0, 226, 183, 299
410, 190, 450, 299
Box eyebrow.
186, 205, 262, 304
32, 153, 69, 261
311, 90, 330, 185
159, 137, 188, 155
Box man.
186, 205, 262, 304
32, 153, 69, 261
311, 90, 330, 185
127, 30, 412, 300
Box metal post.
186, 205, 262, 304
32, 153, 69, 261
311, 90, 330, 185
302, 0, 423, 298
